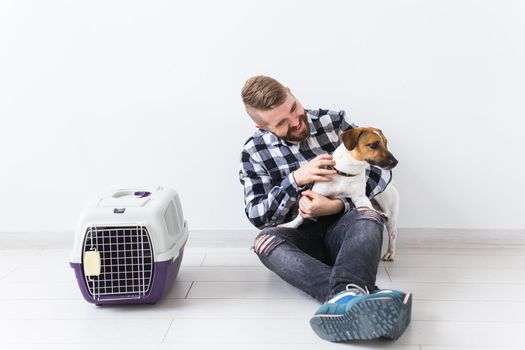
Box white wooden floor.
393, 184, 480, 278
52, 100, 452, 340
0, 228, 524, 350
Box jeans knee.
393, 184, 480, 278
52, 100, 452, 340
252, 229, 285, 257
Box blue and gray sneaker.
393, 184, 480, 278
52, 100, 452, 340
310, 283, 412, 342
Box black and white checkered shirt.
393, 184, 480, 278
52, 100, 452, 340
239, 108, 392, 229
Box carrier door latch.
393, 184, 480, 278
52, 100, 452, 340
83, 250, 101, 277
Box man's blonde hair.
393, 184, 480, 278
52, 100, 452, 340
241, 75, 288, 111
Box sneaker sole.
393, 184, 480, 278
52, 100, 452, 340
310, 294, 412, 342
381, 292, 412, 340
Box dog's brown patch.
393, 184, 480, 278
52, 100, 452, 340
341, 127, 398, 169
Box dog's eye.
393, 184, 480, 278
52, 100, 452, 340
368, 142, 379, 149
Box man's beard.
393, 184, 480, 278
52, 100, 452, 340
283, 113, 310, 142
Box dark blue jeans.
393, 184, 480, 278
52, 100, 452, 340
253, 207, 385, 302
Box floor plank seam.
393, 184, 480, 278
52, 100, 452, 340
384, 266, 392, 282
199, 253, 207, 267
161, 319, 174, 343
184, 281, 195, 299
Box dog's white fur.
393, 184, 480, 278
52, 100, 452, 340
278, 143, 399, 261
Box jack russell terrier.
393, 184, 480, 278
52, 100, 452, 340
279, 127, 400, 261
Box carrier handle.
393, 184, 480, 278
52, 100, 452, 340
112, 190, 151, 199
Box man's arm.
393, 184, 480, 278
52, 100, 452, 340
298, 190, 345, 218
239, 150, 340, 228
239, 150, 304, 229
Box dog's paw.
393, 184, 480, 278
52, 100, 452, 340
381, 251, 395, 261
277, 222, 297, 229
377, 210, 389, 221
355, 206, 389, 221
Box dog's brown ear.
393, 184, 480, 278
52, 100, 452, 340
341, 128, 364, 150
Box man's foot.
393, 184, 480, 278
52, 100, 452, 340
309, 284, 412, 342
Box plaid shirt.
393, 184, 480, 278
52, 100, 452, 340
239, 108, 392, 229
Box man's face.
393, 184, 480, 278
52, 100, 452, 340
251, 92, 310, 143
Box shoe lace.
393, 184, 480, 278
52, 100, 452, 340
345, 283, 370, 295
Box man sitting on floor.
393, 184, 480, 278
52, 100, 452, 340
238, 75, 412, 341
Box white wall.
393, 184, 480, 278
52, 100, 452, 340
0, 0, 523, 232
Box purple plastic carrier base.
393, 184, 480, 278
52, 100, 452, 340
70, 249, 184, 305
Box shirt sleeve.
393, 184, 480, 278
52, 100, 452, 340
338, 109, 358, 133
239, 149, 305, 229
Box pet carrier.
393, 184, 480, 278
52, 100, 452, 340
69, 186, 188, 305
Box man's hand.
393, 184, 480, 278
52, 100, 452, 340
292, 154, 337, 187
299, 190, 344, 218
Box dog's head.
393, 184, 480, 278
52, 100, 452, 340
341, 127, 398, 170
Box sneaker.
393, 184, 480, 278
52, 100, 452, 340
309, 283, 412, 342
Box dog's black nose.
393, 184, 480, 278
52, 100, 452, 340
387, 157, 398, 169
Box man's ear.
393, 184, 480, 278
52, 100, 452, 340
341, 128, 364, 151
